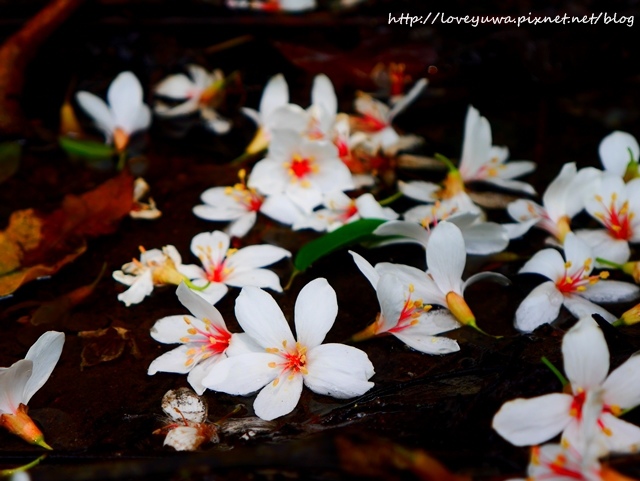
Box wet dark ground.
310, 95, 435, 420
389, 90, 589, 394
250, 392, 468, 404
2, 0, 640, 479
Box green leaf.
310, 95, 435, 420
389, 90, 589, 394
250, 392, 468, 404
59, 136, 115, 160
293, 219, 387, 273
0, 141, 21, 184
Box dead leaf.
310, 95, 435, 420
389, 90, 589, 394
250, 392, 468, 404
0, 171, 134, 297
79, 327, 140, 369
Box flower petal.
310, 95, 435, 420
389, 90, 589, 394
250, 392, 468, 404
176, 283, 227, 329
602, 353, 640, 409
562, 295, 617, 324
227, 212, 257, 238
599, 413, 640, 454
575, 229, 631, 267
458, 222, 509, 255
107, 71, 146, 132
149, 315, 192, 344
311, 74, 337, 120
260, 74, 289, 121
562, 316, 609, 390
491, 393, 573, 446
514, 281, 563, 332
228, 245, 291, 271
75, 91, 115, 140
349, 251, 380, 289
0, 360, 33, 414
426, 221, 465, 294
599, 131, 640, 177
580, 280, 640, 304
518, 248, 565, 280
260, 194, 306, 226
203, 352, 279, 395
191, 282, 228, 306
388, 78, 427, 120
225, 268, 284, 292
22, 331, 65, 405
294, 278, 338, 349
187, 355, 222, 395
304, 343, 374, 398
254, 372, 303, 421
393, 329, 460, 355
398, 180, 439, 203
148, 345, 194, 376
234, 286, 295, 349
117, 270, 154, 306
154, 73, 195, 99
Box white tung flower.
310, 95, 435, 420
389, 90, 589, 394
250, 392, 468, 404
154, 64, 231, 134
0, 331, 65, 448
148, 283, 234, 395
293, 190, 398, 232
76, 71, 151, 152
181, 231, 291, 305
203, 278, 375, 421
350, 251, 461, 355
576, 173, 640, 266
493, 316, 640, 457
458, 105, 536, 195
113, 245, 187, 306
505, 163, 601, 242
248, 129, 354, 213
514, 232, 639, 333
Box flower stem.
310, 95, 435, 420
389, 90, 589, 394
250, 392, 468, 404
612, 319, 625, 327
541, 356, 569, 387
183, 278, 212, 292
378, 191, 403, 206
0, 454, 47, 476
284, 269, 301, 291
595, 257, 623, 270
116, 151, 127, 171
434, 153, 459, 173
467, 320, 503, 339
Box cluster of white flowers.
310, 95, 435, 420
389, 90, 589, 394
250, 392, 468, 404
72, 68, 640, 477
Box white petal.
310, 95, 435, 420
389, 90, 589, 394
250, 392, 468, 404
150, 315, 193, 344
304, 343, 374, 398
190, 231, 230, 261
260, 74, 289, 121
191, 282, 228, 306
459, 105, 492, 179
75, 91, 115, 140
602, 353, 640, 409
0, 360, 33, 414
393, 329, 460, 355
575, 229, 630, 267
227, 212, 257, 238
226, 332, 264, 357
580, 280, 640, 303
562, 316, 609, 390
518, 248, 565, 280
376, 274, 408, 332
248, 158, 288, 196
148, 345, 194, 375
458, 222, 509, 255
187, 356, 222, 395
242, 107, 261, 126
542, 162, 577, 221
398, 180, 439, 203
562, 295, 617, 324
514, 281, 563, 332
294, 278, 337, 349
154, 73, 196, 99
355, 194, 398, 220
373, 221, 429, 247
22, 331, 65, 404
463, 271, 510, 291
426, 222, 465, 294
228, 245, 291, 270
349, 251, 380, 289
193, 204, 245, 222
154, 98, 199, 117
599, 131, 640, 177
203, 353, 279, 395
388, 78, 427, 120
491, 393, 573, 446
600, 413, 640, 454
286, 183, 323, 214
310, 74, 337, 119
225, 269, 284, 292
234, 286, 295, 349
177, 283, 227, 329
260, 194, 306, 226
483, 177, 537, 196
564, 233, 594, 276
254, 373, 303, 421
117, 270, 154, 306
107, 71, 146, 132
